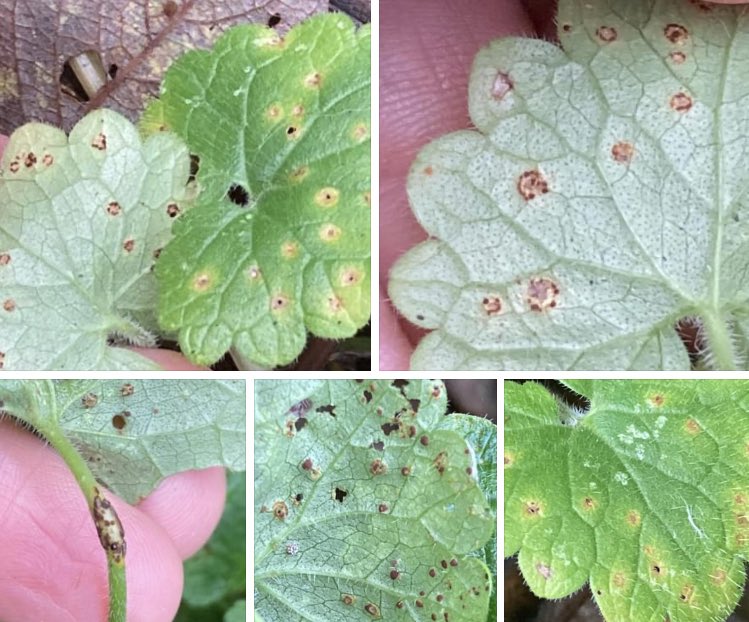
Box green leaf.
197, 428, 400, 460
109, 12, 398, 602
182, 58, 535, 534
389, 0, 749, 370
254, 380, 494, 621
437, 414, 497, 621
224, 600, 246, 622
0, 109, 192, 370
505, 380, 749, 621
182, 471, 246, 607
0, 379, 245, 503
147, 13, 371, 367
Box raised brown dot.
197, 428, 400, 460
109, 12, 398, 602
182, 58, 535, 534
526, 277, 560, 312
163, 0, 178, 17
423, 165, 433, 176
415, 599, 424, 608
450, 558, 458, 567
112, 414, 127, 430
429, 567, 436, 577
401, 466, 411, 476
166, 203, 180, 217
648, 393, 665, 407
91, 133, 107, 150
24, 152, 37, 167
320, 223, 341, 242
420, 435, 429, 446
120, 383, 134, 396
670, 92, 693, 113
42, 153, 54, 166
106, 202, 121, 216
431, 615, 437, 621
612, 141, 635, 164
9, 160, 19, 173
436, 594, 444, 602
342, 593, 355, 605
379, 503, 389, 513
0, 253, 11, 266
396, 600, 403, 609
670, 51, 686, 64
286, 125, 300, 139
664, 23, 688, 45
517, 169, 549, 201
390, 569, 399, 579
582, 497, 595, 510
562, 23, 572, 33
596, 26, 617, 43
272, 500, 288, 520
153, 248, 162, 260
3, 299, 16, 312
627, 509, 641, 527
82, 392, 98, 408
482, 295, 502, 316
491, 71, 513, 100
441, 559, 448, 569
123, 239, 135, 253
370, 458, 387, 476
301, 457, 313, 470
408, 425, 417, 437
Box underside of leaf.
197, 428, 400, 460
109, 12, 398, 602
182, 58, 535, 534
148, 13, 371, 367
389, 0, 749, 370
505, 380, 749, 622
0, 109, 192, 370
254, 380, 495, 621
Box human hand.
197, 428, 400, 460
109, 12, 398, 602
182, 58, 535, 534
0, 414, 227, 621
379, 0, 748, 370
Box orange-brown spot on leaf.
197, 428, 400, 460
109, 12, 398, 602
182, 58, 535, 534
3, 299, 16, 312
596, 26, 618, 43
272, 500, 288, 520
340, 267, 363, 287
710, 568, 727, 586
123, 239, 135, 253
120, 383, 134, 396
0, 351, 5, 368
504, 451, 514, 467
670, 92, 693, 113
664, 24, 688, 45
627, 509, 641, 527
612, 572, 627, 589
106, 202, 121, 216
0, 253, 10, 266
612, 141, 635, 164
281, 241, 299, 259
342, 594, 355, 605
24, 152, 37, 168
315, 187, 339, 208
42, 153, 54, 166
370, 458, 388, 476
685, 418, 701, 435
192, 272, 214, 292
9, 160, 19, 173
433, 451, 448, 475
166, 203, 180, 218
582, 496, 597, 511
526, 277, 560, 312
482, 295, 502, 316
423, 165, 434, 176
517, 169, 549, 201
524, 500, 542, 517
679, 584, 695, 604
648, 393, 665, 407
491, 72, 513, 100
304, 72, 322, 88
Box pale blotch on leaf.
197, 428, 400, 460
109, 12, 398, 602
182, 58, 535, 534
304, 71, 322, 88
526, 277, 560, 312
491, 71, 513, 100
340, 266, 363, 287
685, 418, 701, 435
517, 170, 549, 201
291, 104, 304, 117
626, 509, 641, 527
315, 187, 340, 208
281, 241, 299, 259
271, 294, 290, 312
670, 92, 693, 113
328, 295, 343, 313
320, 224, 341, 242
81, 392, 98, 408
120, 383, 134, 396
247, 265, 262, 282
266, 104, 283, 121
612, 571, 627, 589
679, 583, 696, 604
504, 451, 514, 467
664, 23, 689, 45
612, 141, 635, 164
42, 153, 54, 167
191, 271, 215, 292
711, 568, 728, 586
289, 165, 310, 183
352, 122, 369, 141
536, 562, 553, 580
596, 26, 618, 43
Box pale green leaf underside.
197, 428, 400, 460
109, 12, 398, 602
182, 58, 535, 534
390, 0, 749, 371
0, 109, 192, 370
505, 380, 749, 622
148, 14, 371, 367
0, 379, 245, 503
254, 380, 494, 621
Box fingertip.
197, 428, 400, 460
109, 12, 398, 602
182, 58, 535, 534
138, 467, 227, 560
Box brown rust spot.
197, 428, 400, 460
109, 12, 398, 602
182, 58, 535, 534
491, 71, 513, 100
106, 202, 121, 216
91, 133, 107, 150
526, 277, 560, 312
685, 418, 701, 435
433, 451, 448, 475
596, 26, 617, 43
42, 153, 54, 166
24, 152, 37, 168
120, 383, 134, 396
370, 458, 388, 476
482, 295, 502, 316
679, 584, 695, 604
3, 299, 16, 312
664, 24, 688, 45
670, 92, 693, 113
82, 392, 98, 408
272, 500, 288, 520
166, 203, 180, 217
648, 393, 665, 407
612, 141, 634, 164
123, 239, 135, 253
627, 509, 641, 527
517, 169, 549, 201
342, 594, 356, 605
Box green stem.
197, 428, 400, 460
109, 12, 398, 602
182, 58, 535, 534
702, 310, 738, 371
26, 382, 127, 622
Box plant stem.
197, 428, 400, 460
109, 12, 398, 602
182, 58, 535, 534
26, 382, 127, 622
702, 310, 738, 370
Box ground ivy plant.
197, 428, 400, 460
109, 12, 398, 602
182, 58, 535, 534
0, 13, 370, 370
389, 0, 749, 371
505, 379, 749, 622
254, 379, 496, 622
0, 379, 245, 622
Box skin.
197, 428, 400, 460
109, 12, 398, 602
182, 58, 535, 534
380, 0, 746, 370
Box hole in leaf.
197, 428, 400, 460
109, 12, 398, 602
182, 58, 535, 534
334, 487, 347, 502
370, 440, 384, 451
108, 63, 118, 78
267, 12, 281, 27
